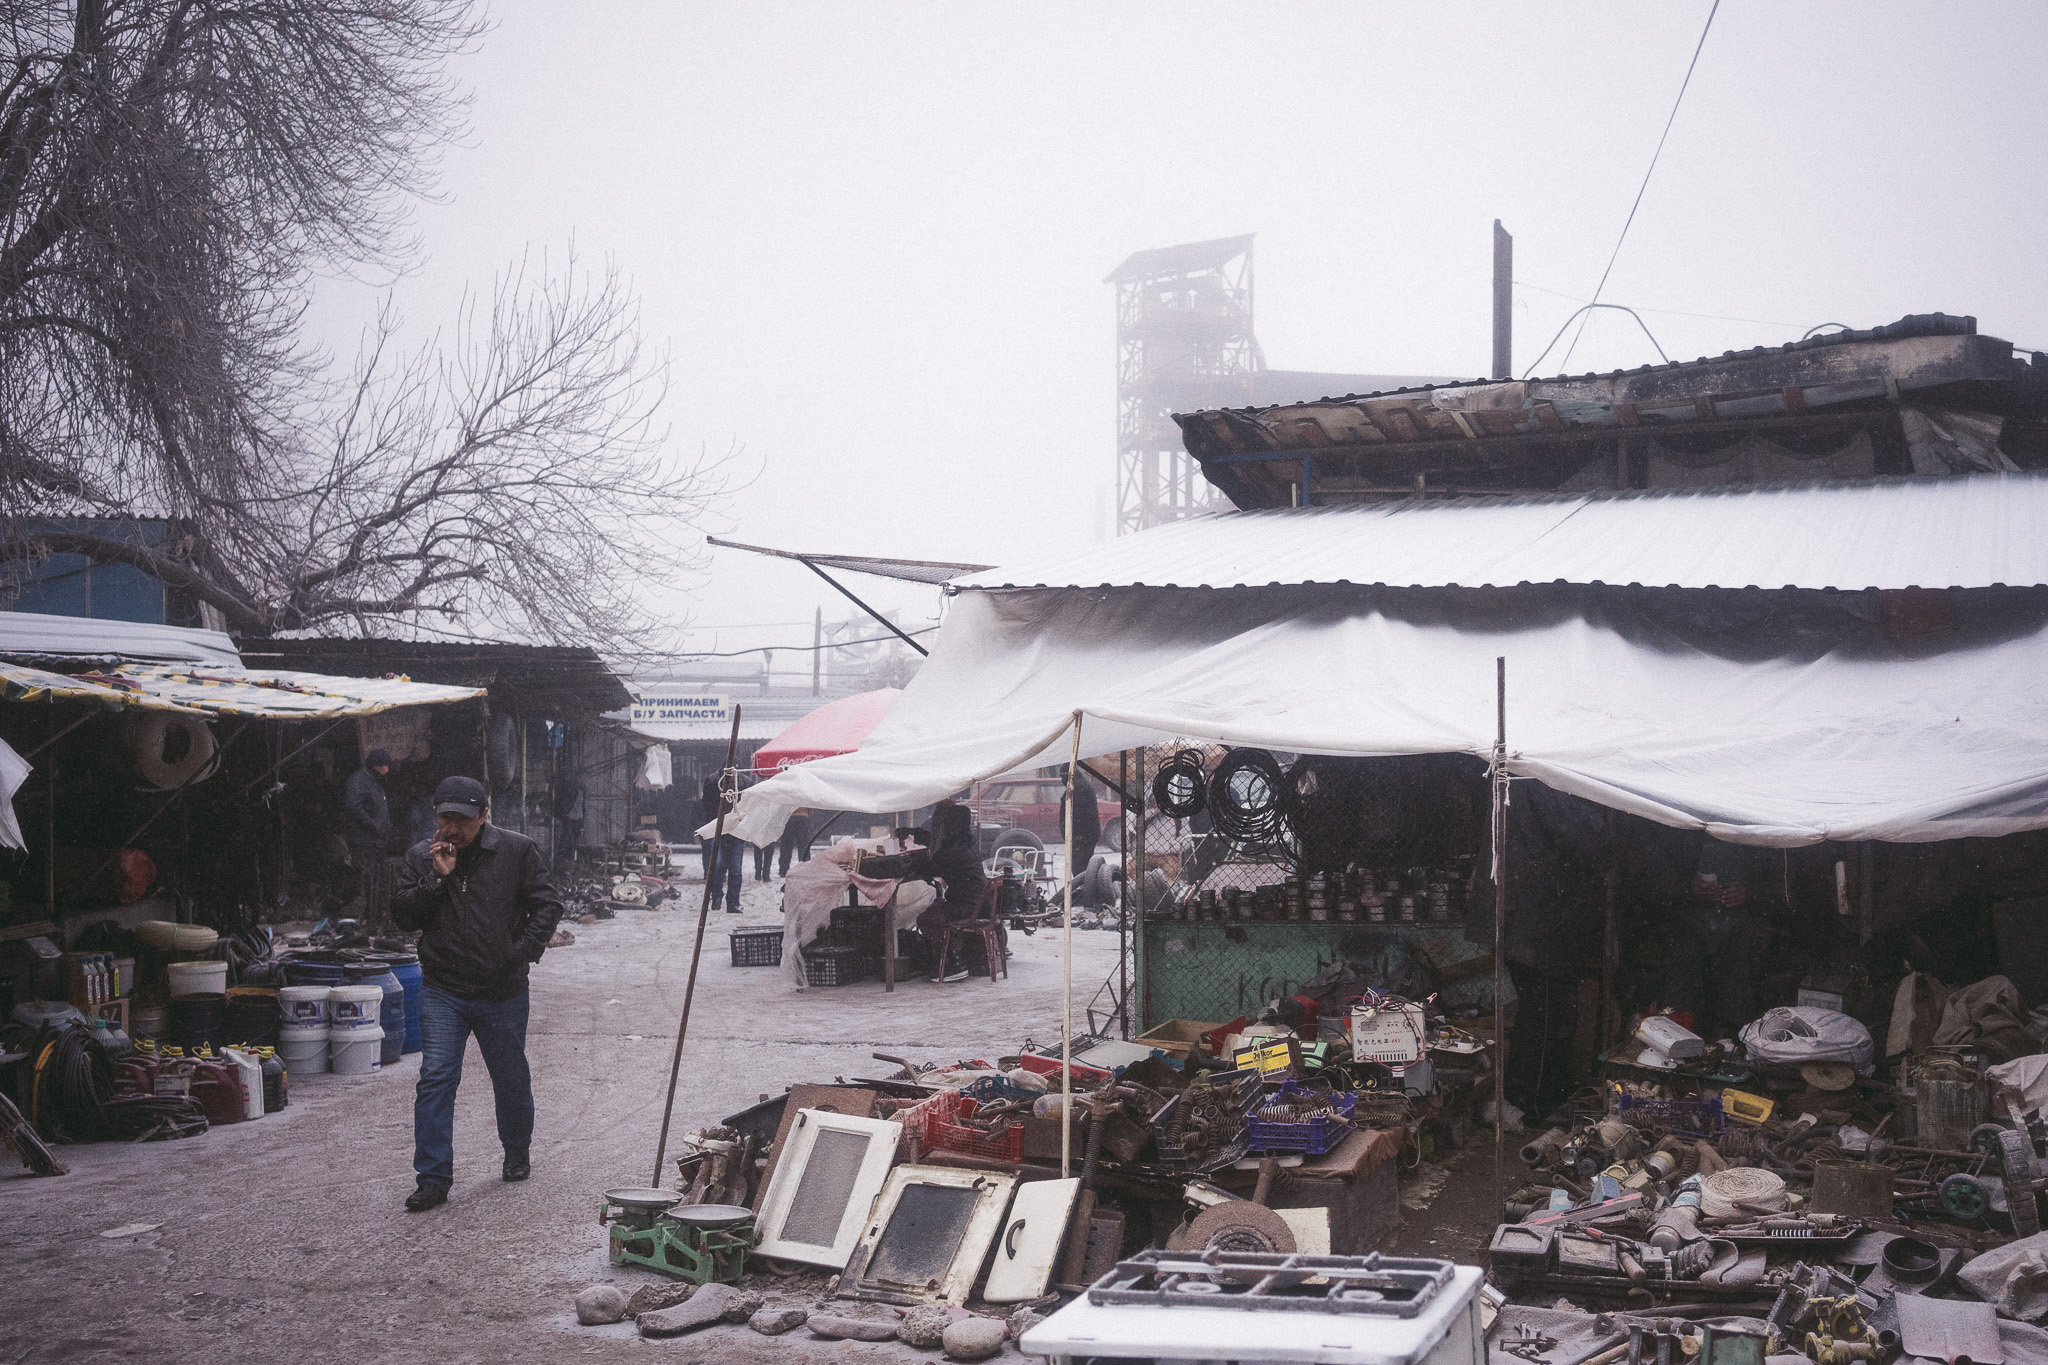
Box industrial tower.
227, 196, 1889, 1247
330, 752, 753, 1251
1106, 236, 1263, 534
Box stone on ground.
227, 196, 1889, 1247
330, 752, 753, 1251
943, 1316, 1008, 1361
1006, 1306, 1048, 1341
637, 1283, 748, 1337
573, 1284, 628, 1325
808, 1311, 902, 1341
749, 1306, 808, 1335
897, 1304, 958, 1347
624, 1281, 694, 1319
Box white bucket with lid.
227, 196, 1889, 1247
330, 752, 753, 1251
329, 1023, 383, 1076
279, 1026, 329, 1075
278, 984, 332, 1026
167, 960, 228, 997
327, 984, 383, 1029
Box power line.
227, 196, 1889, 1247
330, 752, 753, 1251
668, 626, 940, 659
1550, 0, 1722, 376
1515, 278, 1798, 330
1521, 303, 1670, 378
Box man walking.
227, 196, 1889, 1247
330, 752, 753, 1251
391, 776, 564, 1212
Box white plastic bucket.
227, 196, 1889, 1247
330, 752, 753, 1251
278, 984, 332, 1025
279, 1026, 329, 1076
327, 984, 383, 1029
167, 960, 228, 997
329, 1024, 383, 1076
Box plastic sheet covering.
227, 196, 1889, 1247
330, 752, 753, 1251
715, 580, 2048, 850
1738, 1007, 1876, 1076
0, 735, 30, 850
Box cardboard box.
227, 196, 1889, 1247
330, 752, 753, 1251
1136, 1018, 1226, 1060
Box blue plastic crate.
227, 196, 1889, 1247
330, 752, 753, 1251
1248, 1080, 1357, 1155
1616, 1094, 1726, 1138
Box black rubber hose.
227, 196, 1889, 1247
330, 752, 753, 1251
1207, 748, 1293, 842
1152, 749, 1207, 818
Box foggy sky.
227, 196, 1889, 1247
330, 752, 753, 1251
309, 1, 2048, 676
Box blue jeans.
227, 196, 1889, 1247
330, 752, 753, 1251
712, 834, 744, 910
414, 985, 534, 1188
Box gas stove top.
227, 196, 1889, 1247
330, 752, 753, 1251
1021, 1251, 1486, 1365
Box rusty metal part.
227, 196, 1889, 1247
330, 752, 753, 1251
1185, 1199, 1296, 1257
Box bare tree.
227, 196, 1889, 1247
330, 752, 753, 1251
237, 252, 725, 648
0, 3, 728, 649
0, 0, 480, 515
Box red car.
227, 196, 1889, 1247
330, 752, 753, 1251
967, 775, 1122, 856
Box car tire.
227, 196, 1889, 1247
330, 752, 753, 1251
990, 826, 1043, 858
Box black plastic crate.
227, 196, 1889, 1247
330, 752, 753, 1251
729, 927, 784, 967
803, 945, 867, 987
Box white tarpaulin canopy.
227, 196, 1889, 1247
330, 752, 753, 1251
718, 477, 2048, 850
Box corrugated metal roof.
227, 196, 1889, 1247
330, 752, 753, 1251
1175, 314, 2046, 469
951, 473, 2048, 593
0, 610, 240, 667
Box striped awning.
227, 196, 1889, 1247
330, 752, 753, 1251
0, 662, 482, 717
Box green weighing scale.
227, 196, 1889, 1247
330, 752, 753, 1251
599, 1188, 755, 1284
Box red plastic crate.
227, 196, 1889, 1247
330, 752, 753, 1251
902, 1088, 1025, 1162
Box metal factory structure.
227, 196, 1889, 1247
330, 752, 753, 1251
1108, 235, 1453, 533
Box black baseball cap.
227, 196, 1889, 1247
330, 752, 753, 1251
433, 775, 488, 817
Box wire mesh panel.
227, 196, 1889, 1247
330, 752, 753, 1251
1129, 745, 1501, 1029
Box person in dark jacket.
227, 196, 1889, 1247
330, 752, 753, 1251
343, 748, 393, 860
1059, 767, 1101, 873
343, 749, 394, 923
777, 808, 814, 876
861, 801, 987, 982
1468, 781, 1610, 1124
390, 775, 564, 1212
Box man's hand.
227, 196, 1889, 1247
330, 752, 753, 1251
431, 841, 458, 877
1720, 882, 1749, 908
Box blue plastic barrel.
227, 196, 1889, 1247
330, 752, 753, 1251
345, 963, 406, 1066
385, 955, 423, 1053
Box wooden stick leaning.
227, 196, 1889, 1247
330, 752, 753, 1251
651, 704, 744, 1187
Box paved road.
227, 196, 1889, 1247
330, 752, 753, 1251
5, 872, 1135, 1363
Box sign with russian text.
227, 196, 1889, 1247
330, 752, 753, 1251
630, 692, 731, 727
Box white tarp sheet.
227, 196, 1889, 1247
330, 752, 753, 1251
720, 584, 2048, 849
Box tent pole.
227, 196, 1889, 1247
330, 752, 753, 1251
1062, 712, 1080, 1179
1492, 657, 1509, 1196
1133, 748, 1147, 1035
651, 705, 743, 1186
1118, 749, 1130, 1039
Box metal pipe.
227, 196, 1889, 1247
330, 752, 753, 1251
1118, 749, 1129, 1040
1133, 748, 1147, 1035
651, 704, 744, 1186
1493, 655, 1508, 1194
1061, 712, 1080, 1178
797, 557, 929, 657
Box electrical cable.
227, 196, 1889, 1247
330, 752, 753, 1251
1546, 0, 1722, 377
1206, 748, 1294, 843
1151, 749, 1207, 819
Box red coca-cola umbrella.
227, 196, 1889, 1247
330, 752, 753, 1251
751, 688, 901, 772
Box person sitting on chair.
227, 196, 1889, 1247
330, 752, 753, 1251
860, 801, 985, 983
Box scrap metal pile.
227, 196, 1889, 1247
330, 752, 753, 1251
573, 1005, 1465, 1354
1484, 993, 2048, 1365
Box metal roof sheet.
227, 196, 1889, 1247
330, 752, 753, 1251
951, 473, 2048, 593
0, 611, 240, 667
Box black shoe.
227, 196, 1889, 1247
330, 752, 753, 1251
502, 1149, 530, 1182
405, 1181, 449, 1212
